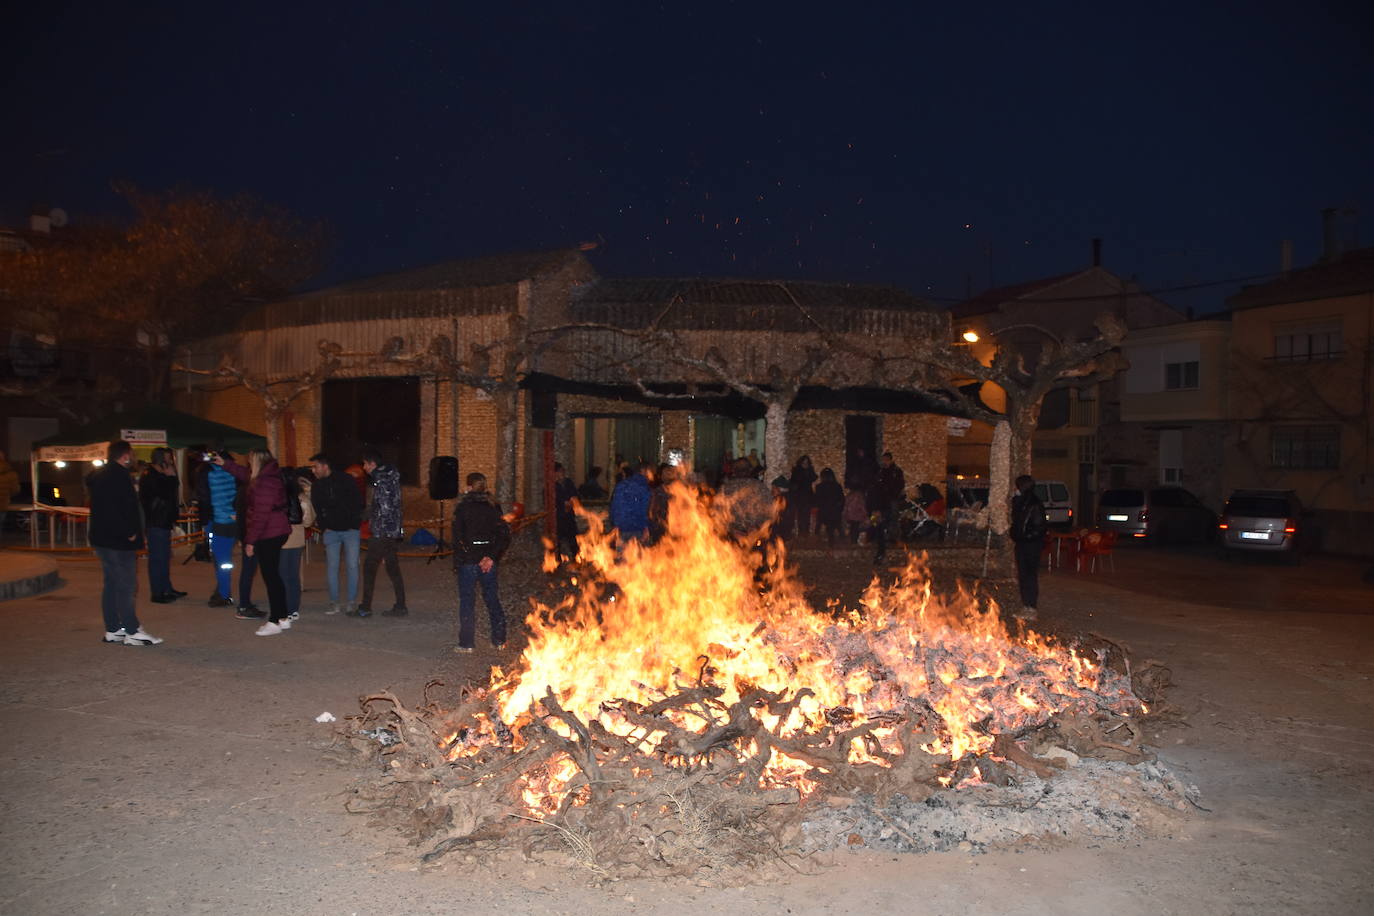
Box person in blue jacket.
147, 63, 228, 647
609, 462, 652, 544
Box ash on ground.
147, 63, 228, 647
801, 757, 1202, 854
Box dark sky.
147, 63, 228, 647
5, 2, 1372, 312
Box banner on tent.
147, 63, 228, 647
121, 428, 168, 445
38, 442, 110, 462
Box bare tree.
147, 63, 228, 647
840, 314, 1129, 532
173, 340, 346, 458
1, 185, 324, 405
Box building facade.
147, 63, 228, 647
1224, 246, 1374, 555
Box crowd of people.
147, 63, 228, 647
85, 434, 1032, 651
558, 447, 957, 567
88, 439, 510, 650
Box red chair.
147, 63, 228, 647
1076, 529, 1117, 573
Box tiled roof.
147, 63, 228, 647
1227, 247, 1374, 310
570, 277, 940, 333
950, 271, 1083, 318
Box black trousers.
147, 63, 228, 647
362, 536, 407, 610
254, 534, 289, 623
1014, 539, 1042, 609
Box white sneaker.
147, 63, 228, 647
287, 611, 300, 621
325, 602, 342, 615
255, 622, 283, 636
103, 629, 128, 643
277, 617, 292, 630
124, 629, 164, 646
1014, 606, 1039, 621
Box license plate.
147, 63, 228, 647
1240, 531, 1268, 540
1107, 514, 1128, 522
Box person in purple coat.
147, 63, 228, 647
242, 449, 292, 636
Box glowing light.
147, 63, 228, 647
53, 461, 67, 469
91, 459, 105, 467
961, 330, 980, 343
219, 563, 234, 570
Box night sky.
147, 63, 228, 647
5, 2, 1372, 313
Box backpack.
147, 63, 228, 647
281, 468, 304, 525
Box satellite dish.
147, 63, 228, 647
48, 208, 69, 228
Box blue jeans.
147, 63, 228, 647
456, 563, 506, 648
208, 530, 236, 600
146, 527, 172, 594
322, 528, 360, 604
281, 546, 303, 615
95, 547, 140, 634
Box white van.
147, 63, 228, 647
1034, 480, 1073, 528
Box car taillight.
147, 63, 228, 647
1218, 516, 1229, 530
1067, 508, 1073, 519
1283, 518, 1297, 534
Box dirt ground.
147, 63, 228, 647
1, 535, 1371, 915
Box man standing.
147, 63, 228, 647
357, 448, 407, 617
89, 441, 162, 646
553, 462, 579, 562
869, 451, 906, 564
452, 472, 511, 653
139, 447, 186, 603
309, 453, 363, 615
1010, 474, 1048, 621
198, 448, 248, 610
609, 462, 652, 545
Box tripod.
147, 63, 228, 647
426, 499, 449, 565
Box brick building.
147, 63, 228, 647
175, 250, 961, 526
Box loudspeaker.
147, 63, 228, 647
428, 456, 459, 501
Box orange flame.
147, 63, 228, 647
469, 481, 1139, 812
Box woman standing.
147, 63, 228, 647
279, 471, 314, 622
243, 449, 292, 636
139, 447, 186, 602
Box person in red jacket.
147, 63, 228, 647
241, 449, 292, 636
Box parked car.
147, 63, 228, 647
1218, 489, 1310, 563
1033, 480, 1073, 528
1096, 486, 1216, 543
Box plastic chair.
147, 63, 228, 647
1076, 529, 1117, 573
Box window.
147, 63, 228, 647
1164, 360, 1199, 390
1076, 435, 1096, 464
1271, 425, 1340, 470
1274, 321, 1342, 362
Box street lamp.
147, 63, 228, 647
961, 330, 980, 343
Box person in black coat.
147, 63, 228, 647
452, 472, 512, 651
788, 455, 817, 537
139, 446, 185, 603
89, 440, 162, 646
1010, 474, 1048, 620
553, 462, 579, 561
813, 467, 845, 550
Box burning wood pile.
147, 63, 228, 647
340, 483, 1183, 878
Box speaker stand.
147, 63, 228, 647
427, 499, 448, 565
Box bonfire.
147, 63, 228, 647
341, 480, 1181, 877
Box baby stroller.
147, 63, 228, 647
896, 493, 944, 541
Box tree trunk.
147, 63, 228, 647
989, 421, 1012, 536
493, 385, 519, 507
763, 400, 789, 477
263, 404, 282, 459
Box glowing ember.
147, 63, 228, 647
457, 480, 1142, 815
